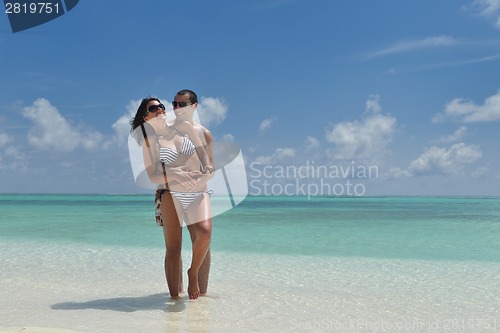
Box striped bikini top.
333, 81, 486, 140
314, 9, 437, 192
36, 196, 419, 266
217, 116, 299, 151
159, 136, 196, 165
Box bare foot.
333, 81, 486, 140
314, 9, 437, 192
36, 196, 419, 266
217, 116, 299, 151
169, 283, 183, 299
187, 268, 200, 300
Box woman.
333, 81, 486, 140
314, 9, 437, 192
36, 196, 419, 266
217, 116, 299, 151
130, 92, 214, 300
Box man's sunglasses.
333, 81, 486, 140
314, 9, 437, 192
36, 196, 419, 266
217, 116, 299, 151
147, 103, 166, 113
172, 101, 194, 108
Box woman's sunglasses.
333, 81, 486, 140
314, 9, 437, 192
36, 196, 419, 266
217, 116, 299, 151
147, 103, 166, 113
172, 101, 194, 108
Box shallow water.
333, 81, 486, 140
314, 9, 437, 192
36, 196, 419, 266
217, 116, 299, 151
1, 195, 499, 332
1, 194, 499, 261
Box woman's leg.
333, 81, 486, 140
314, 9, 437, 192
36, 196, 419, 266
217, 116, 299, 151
198, 250, 211, 296
189, 232, 211, 296
186, 193, 212, 299
161, 192, 183, 298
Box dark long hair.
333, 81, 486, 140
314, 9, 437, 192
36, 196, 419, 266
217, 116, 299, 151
130, 96, 161, 145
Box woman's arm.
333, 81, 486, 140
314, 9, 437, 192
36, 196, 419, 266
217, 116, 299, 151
142, 134, 198, 189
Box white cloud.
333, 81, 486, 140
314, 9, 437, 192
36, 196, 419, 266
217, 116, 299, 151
473, 0, 500, 15
365, 35, 457, 59
390, 143, 482, 178
0, 146, 28, 172
197, 96, 228, 127
433, 90, 500, 123
81, 131, 104, 151
463, 0, 500, 28
111, 114, 132, 146
255, 147, 296, 164
222, 134, 235, 142
0, 133, 11, 147
365, 94, 382, 114
386, 167, 411, 179
4, 146, 25, 159
23, 98, 79, 152
469, 0, 500, 28
109, 99, 141, 148
254, 155, 272, 164
22, 98, 104, 152
259, 117, 276, 133
305, 136, 320, 150
325, 95, 396, 161
404, 53, 500, 73
275, 148, 296, 159
472, 166, 490, 177
435, 126, 468, 143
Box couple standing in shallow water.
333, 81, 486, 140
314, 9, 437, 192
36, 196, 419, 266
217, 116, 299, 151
130, 90, 215, 300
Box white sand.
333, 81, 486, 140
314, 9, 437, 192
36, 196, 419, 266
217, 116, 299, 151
0, 327, 86, 333
1, 240, 499, 332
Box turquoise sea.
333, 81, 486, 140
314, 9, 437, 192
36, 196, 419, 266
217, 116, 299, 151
1, 194, 499, 332
1, 194, 499, 261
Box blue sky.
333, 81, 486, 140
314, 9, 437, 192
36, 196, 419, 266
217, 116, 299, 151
1, 0, 499, 195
